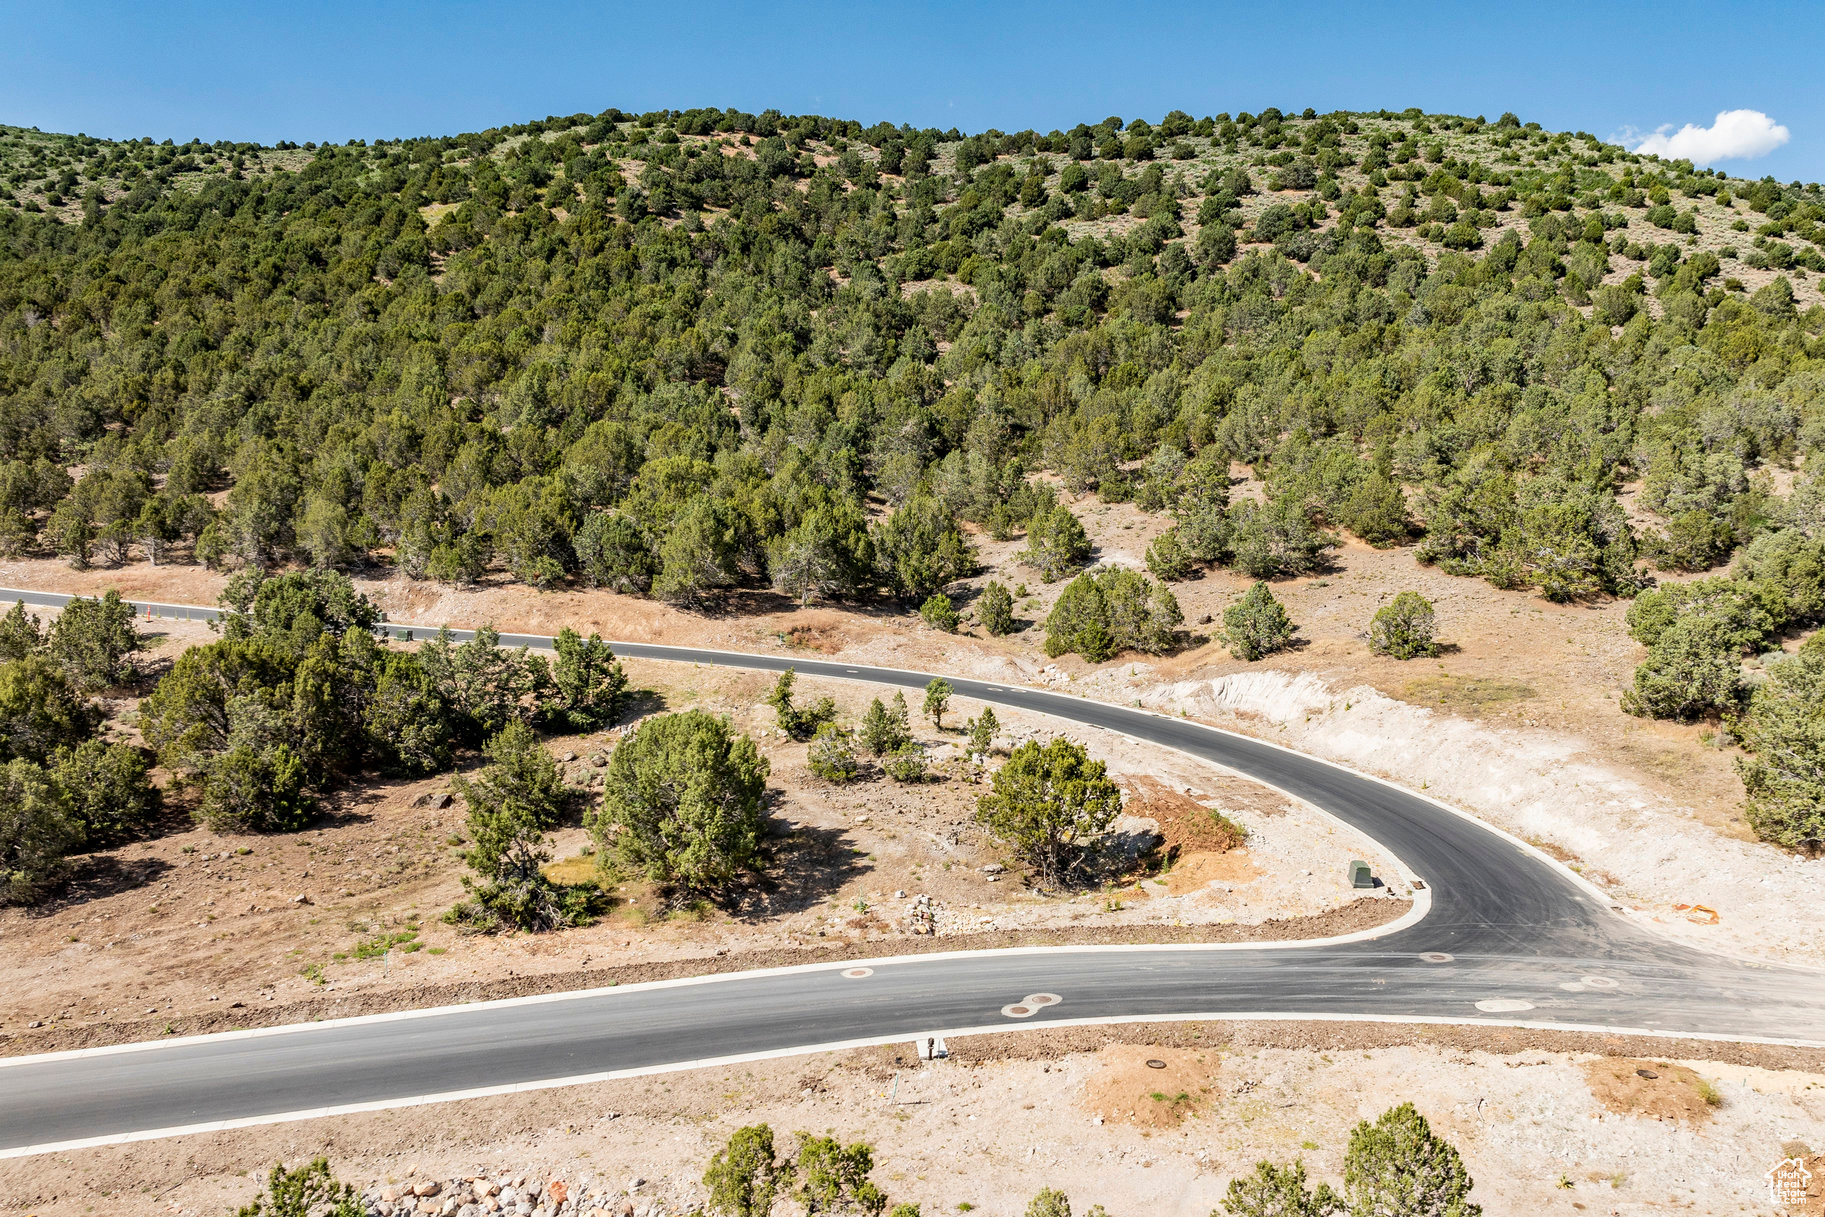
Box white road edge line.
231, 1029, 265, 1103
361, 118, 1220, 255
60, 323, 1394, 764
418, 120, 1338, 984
0, 888, 1430, 1069
4, 1008, 1821, 1160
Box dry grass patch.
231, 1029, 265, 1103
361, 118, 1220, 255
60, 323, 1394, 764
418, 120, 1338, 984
1401, 673, 1536, 716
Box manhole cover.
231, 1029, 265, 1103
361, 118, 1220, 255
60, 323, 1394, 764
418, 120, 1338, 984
1581, 976, 1620, 990
1636, 1068, 1659, 1080
1024, 993, 1061, 1007
1145, 1059, 1167, 1070
1418, 952, 1454, 964
841, 968, 874, 979
1001, 1004, 1034, 1018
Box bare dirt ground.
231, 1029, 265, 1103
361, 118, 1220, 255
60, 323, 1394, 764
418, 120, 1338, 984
0, 660, 1405, 1055
7, 1023, 1823, 1217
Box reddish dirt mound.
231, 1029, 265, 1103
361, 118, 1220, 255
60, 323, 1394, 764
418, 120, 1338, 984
1582, 1058, 1721, 1123
1126, 776, 1249, 855
1077, 1043, 1221, 1129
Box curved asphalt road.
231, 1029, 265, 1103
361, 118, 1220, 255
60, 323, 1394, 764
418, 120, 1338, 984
1, 587, 1822, 1157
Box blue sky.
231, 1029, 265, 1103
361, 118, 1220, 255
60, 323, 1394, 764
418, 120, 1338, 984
4, 0, 1821, 183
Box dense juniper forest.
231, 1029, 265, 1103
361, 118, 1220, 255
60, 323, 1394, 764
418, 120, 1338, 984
2, 103, 1825, 914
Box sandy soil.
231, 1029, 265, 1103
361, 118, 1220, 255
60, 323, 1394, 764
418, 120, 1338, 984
7, 1023, 1823, 1217
0, 661, 1404, 1054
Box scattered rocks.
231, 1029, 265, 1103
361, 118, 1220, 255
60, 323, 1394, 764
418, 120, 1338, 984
905, 892, 937, 935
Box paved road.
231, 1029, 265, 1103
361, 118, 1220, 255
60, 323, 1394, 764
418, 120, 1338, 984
2, 587, 1821, 1156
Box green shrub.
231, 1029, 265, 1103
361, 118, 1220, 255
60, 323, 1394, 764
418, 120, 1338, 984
859, 694, 912, 756
919, 593, 960, 633
1734, 651, 1825, 850
0, 757, 79, 906
766, 668, 836, 741
1343, 1102, 1481, 1217
1045, 568, 1182, 661
807, 722, 861, 783
234, 1158, 364, 1217
976, 581, 1016, 636
592, 710, 770, 899
976, 738, 1123, 884
882, 745, 928, 783
1223, 583, 1295, 661
1368, 592, 1440, 660
1022, 506, 1093, 582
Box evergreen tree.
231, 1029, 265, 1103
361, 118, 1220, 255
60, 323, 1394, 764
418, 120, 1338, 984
593, 710, 770, 899
976, 580, 1016, 636
47, 590, 142, 690
1224, 583, 1295, 661
0, 758, 79, 905
976, 737, 1123, 884
451, 721, 585, 932
1368, 592, 1440, 660
1342, 1103, 1481, 1217
922, 678, 952, 729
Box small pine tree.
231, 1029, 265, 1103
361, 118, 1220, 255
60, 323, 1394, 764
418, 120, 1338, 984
859, 697, 910, 756
703, 1124, 785, 1217
923, 678, 952, 729
1223, 583, 1295, 661
807, 721, 861, 783
1343, 1103, 1480, 1217
977, 581, 1016, 636
967, 706, 999, 757
1220, 1159, 1341, 1217
234, 1158, 365, 1217
766, 667, 836, 740
1368, 591, 1440, 660
919, 592, 960, 632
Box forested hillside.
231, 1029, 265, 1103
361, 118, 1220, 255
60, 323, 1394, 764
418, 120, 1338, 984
5, 105, 1825, 851
1, 104, 1821, 598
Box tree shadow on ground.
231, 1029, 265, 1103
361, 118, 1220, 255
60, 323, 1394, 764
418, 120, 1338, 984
34, 853, 174, 915
617, 688, 669, 726
735, 822, 871, 919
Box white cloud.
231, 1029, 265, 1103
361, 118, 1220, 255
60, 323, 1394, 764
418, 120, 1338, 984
1629, 109, 1790, 163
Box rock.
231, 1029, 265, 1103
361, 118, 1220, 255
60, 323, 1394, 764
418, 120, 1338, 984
434, 793, 453, 809
291, 893, 312, 905
980, 863, 1006, 874
27, 1020, 41, 1028
894, 890, 906, 899
415, 1182, 442, 1198
549, 1183, 569, 1205
592, 754, 607, 767
562, 752, 578, 762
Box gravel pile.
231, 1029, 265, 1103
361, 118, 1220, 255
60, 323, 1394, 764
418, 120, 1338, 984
362, 1170, 688, 1217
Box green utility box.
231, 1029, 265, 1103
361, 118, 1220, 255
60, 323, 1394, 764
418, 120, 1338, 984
1348, 860, 1375, 889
